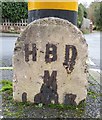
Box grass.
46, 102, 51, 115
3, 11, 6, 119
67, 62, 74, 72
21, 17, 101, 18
0, 80, 13, 92
88, 89, 101, 99
48, 104, 76, 110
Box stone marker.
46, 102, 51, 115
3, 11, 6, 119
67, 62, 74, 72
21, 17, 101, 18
13, 17, 88, 105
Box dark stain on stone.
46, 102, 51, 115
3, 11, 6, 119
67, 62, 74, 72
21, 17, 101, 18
14, 47, 21, 51
84, 68, 88, 73
17, 59, 19, 62
84, 65, 88, 73
45, 43, 57, 63
22, 92, 27, 102
63, 45, 77, 74
64, 94, 77, 106
40, 50, 44, 53
48, 34, 50, 37
37, 82, 41, 84
34, 71, 59, 104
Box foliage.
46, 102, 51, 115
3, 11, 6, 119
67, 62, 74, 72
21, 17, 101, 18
2, 2, 28, 23
89, 2, 99, 22
77, 4, 84, 28
77, 3, 88, 28
94, 2, 102, 30
88, 2, 102, 30
0, 80, 13, 92
80, 4, 88, 18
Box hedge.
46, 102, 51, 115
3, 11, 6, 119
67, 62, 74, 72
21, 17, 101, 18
2, 2, 28, 23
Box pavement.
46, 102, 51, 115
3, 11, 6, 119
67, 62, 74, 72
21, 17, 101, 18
89, 69, 101, 85
86, 57, 101, 85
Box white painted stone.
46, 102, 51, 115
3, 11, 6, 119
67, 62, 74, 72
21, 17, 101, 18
13, 17, 88, 105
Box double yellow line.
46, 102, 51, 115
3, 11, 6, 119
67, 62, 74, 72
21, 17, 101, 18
28, 0, 78, 12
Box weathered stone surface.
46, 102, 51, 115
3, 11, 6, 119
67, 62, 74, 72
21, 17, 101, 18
13, 17, 88, 105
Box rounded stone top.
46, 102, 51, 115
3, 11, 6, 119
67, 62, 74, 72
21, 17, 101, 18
18, 17, 86, 44
24, 17, 83, 35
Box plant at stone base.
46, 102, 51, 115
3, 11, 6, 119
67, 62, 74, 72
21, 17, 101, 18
0, 80, 13, 92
